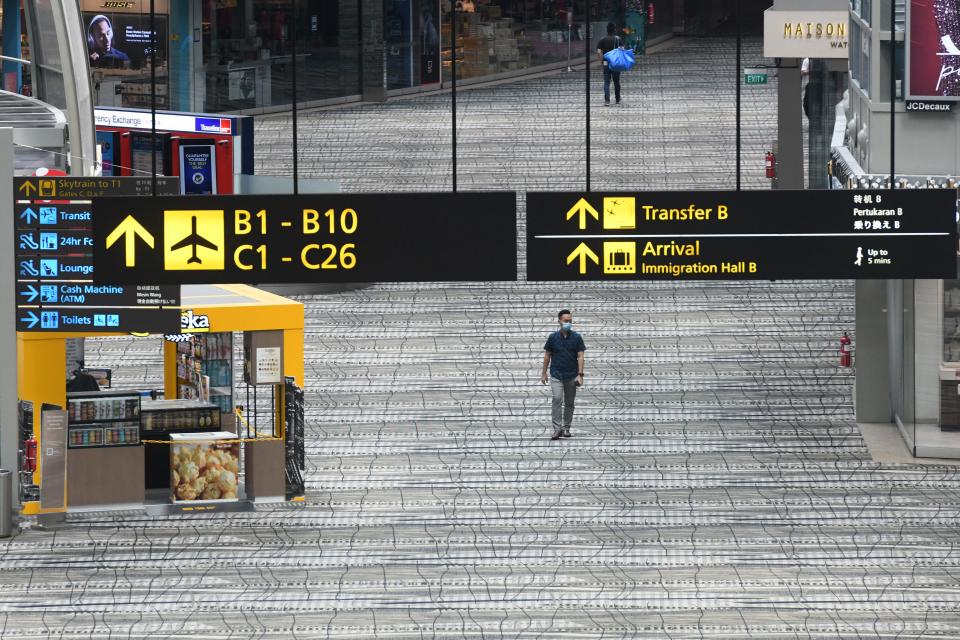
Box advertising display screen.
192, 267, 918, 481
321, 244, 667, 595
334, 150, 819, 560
908, 0, 960, 100
95, 130, 119, 177
130, 132, 168, 178
420, 0, 441, 83
83, 11, 168, 71
178, 144, 217, 196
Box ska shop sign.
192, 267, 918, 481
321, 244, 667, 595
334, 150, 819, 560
179, 310, 210, 334
160, 310, 211, 342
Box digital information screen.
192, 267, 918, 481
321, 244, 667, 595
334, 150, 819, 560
92, 193, 518, 284
526, 190, 959, 281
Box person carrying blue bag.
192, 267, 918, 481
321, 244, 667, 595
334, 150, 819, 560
597, 22, 634, 106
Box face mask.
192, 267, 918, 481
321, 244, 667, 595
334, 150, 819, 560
561, 322, 572, 331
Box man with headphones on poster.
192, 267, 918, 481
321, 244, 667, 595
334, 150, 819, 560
88, 15, 130, 69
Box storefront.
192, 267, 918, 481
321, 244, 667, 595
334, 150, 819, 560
17, 284, 305, 516
439, 0, 636, 82
79, 0, 650, 114
887, 264, 960, 460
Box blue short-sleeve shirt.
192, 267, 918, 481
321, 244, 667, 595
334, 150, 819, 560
544, 330, 586, 380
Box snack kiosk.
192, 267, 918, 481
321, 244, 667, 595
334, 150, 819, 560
17, 284, 304, 516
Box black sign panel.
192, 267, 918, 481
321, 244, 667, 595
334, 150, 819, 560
92, 193, 518, 284
17, 283, 179, 307
527, 190, 958, 280
13, 176, 180, 333
16, 307, 180, 333
15, 202, 93, 229
15, 176, 178, 200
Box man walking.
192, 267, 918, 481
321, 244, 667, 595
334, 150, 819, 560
541, 309, 586, 440
597, 22, 623, 106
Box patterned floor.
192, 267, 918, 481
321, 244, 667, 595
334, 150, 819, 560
2, 38, 959, 638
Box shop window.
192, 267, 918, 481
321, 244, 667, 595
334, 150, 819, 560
442, 0, 590, 83
201, 0, 361, 112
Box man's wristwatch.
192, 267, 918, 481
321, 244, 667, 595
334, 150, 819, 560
578, 372, 584, 376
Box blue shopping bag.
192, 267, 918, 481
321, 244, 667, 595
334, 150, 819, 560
603, 46, 635, 73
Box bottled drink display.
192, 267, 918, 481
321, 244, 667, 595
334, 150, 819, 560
66, 392, 142, 448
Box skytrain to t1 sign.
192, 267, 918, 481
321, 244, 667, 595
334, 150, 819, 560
526, 190, 958, 281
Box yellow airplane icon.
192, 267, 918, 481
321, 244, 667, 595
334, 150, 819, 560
164, 210, 225, 270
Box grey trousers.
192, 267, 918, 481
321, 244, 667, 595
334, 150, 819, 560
551, 376, 577, 431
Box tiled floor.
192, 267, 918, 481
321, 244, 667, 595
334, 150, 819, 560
2, 38, 959, 638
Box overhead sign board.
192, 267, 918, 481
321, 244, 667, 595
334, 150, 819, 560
763, 10, 849, 59
526, 191, 958, 281
16, 307, 180, 333
15, 176, 178, 200
13, 176, 180, 334
92, 193, 518, 284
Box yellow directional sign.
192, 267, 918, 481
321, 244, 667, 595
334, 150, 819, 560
105, 215, 155, 267
163, 209, 225, 270
565, 197, 599, 230
566, 242, 599, 274
93, 193, 518, 284
17, 180, 37, 197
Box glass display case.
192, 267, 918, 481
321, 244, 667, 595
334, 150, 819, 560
942, 271, 960, 432
66, 391, 141, 449
944, 276, 960, 363
176, 333, 233, 414
141, 399, 221, 434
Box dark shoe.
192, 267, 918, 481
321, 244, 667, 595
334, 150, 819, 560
551, 430, 562, 440
562, 429, 572, 438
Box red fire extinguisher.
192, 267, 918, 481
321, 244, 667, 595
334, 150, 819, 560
765, 151, 776, 179
647, 2, 655, 24
23, 436, 37, 472
840, 332, 852, 367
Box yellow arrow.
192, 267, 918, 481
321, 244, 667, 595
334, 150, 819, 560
565, 197, 599, 230
106, 215, 155, 267
18, 181, 36, 197
566, 242, 599, 275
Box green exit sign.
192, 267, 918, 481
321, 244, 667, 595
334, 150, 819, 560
744, 71, 768, 85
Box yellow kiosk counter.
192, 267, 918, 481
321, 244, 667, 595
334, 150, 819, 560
17, 284, 304, 516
